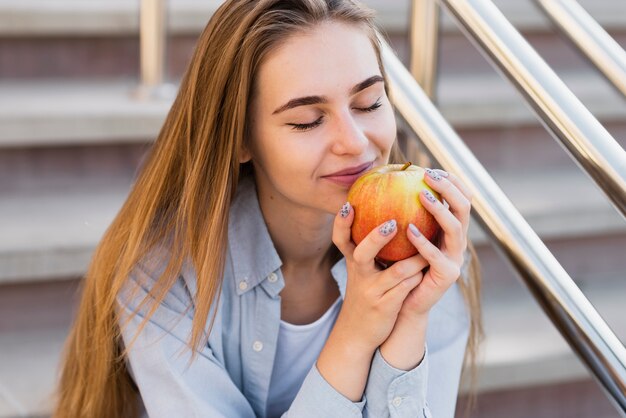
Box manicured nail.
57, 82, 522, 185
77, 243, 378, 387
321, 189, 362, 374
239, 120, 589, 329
423, 189, 437, 203
340, 202, 351, 218
425, 168, 442, 181
379, 219, 397, 236
409, 223, 421, 237
434, 169, 449, 178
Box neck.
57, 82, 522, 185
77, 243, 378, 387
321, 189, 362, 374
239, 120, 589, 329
255, 181, 340, 280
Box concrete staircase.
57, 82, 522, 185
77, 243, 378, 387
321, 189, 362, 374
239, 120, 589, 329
0, 1, 624, 417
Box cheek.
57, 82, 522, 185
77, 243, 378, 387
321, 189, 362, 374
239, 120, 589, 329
370, 106, 397, 150
254, 127, 319, 178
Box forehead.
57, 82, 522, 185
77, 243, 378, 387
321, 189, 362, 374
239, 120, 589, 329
255, 21, 380, 102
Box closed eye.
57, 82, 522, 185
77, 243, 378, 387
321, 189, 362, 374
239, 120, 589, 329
355, 98, 382, 112
287, 116, 324, 131
286, 97, 381, 131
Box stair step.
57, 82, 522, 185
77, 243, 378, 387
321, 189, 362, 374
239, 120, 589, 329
0, 327, 65, 417
2, 71, 625, 147
2, 1, 624, 81
0, 80, 170, 147
0, 186, 129, 283
468, 168, 625, 243
0, 0, 623, 36
467, 276, 626, 393
457, 378, 622, 418
436, 72, 626, 128
1, 165, 623, 284
0, 276, 623, 417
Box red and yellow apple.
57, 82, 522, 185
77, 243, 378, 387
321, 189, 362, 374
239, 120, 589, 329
347, 162, 441, 262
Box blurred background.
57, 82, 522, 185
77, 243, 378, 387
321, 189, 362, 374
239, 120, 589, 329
0, 0, 624, 417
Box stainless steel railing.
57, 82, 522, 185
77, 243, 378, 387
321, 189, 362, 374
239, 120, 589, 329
439, 0, 626, 220
535, 0, 626, 99
382, 36, 626, 415
404, 0, 626, 414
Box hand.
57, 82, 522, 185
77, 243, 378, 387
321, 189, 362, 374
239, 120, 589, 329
379, 169, 473, 370
330, 203, 429, 352
316, 205, 428, 401
398, 168, 473, 320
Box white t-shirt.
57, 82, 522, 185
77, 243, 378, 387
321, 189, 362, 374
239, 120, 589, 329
266, 297, 342, 418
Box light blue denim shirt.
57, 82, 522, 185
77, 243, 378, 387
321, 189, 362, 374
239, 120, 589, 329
117, 174, 470, 417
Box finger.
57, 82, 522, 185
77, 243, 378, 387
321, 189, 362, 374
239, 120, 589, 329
351, 219, 398, 268
381, 272, 424, 306
434, 169, 473, 203
377, 253, 429, 292
423, 169, 471, 229
407, 224, 461, 285
332, 201, 356, 257
419, 188, 466, 255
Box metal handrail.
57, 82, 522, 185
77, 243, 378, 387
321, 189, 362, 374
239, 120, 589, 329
439, 0, 626, 220
536, 0, 626, 100
399, 0, 626, 413
380, 36, 626, 416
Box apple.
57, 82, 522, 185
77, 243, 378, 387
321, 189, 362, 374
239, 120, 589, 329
347, 162, 441, 262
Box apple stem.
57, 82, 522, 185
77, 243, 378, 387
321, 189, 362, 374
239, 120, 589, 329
400, 162, 412, 171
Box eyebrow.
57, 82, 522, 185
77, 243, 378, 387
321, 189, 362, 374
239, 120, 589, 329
350, 75, 385, 95
272, 75, 385, 115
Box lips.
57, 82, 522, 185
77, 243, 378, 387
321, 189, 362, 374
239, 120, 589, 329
322, 161, 374, 187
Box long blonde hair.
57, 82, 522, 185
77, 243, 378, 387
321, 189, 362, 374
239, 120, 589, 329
53, 1, 482, 417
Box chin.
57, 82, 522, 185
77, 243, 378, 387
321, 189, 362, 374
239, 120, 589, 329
316, 194, 348, 216
331, 194, 350, 214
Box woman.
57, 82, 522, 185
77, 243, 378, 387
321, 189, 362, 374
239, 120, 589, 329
54, 0, 481, 417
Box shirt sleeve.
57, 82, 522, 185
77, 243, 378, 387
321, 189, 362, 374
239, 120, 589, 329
362, 269, 471, 418
363, 347, 431, 418
283, 365, 365, 418
117, 268, 257, 418
362, 246, 474, 418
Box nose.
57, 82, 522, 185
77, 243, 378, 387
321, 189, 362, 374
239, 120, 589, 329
330, 111, 368, 155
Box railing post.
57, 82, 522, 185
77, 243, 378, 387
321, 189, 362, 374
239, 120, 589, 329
135, 0, 176, 99
410, 0, 440, 100
404, 0, 441, 168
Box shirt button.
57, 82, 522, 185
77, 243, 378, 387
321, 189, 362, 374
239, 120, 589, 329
392, 397, 403, 407
252, 341, 264, 352
268, 272, 278, 283
238, 280, 248, 291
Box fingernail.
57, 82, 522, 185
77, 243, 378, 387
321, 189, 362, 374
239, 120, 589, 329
379, 219, 397, 236
423, 189, 437, 203
425, 168, 442, 181
409, 223, 421, 237
434, 169, 449, 178
340, 202, 351, 218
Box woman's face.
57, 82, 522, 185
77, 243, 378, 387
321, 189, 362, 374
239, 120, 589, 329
245, 20, 396, 215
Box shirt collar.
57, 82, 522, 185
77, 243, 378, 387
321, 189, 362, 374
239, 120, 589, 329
228, 174, 348, 299
228, 175, 283, 296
